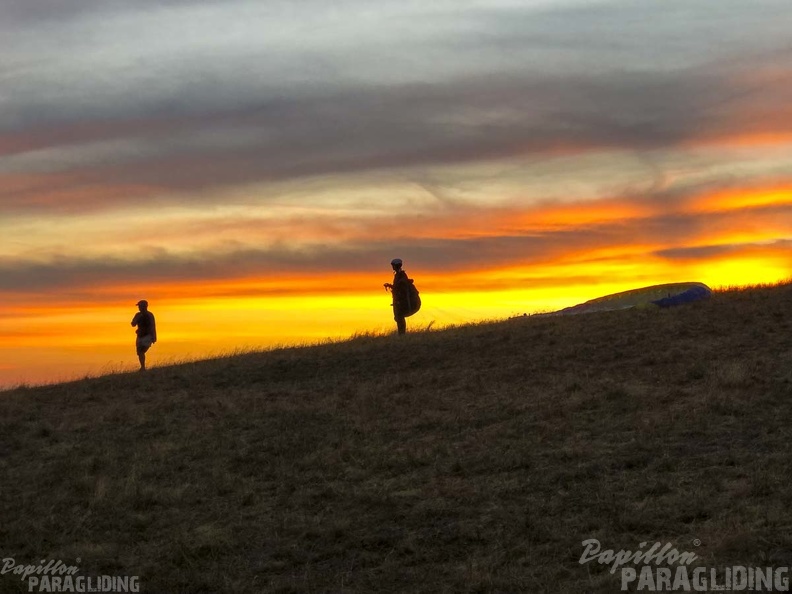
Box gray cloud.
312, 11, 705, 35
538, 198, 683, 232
655, 239, 792, 262
3, 0, 791, 131
2, 197, 789, 296
1, 0, 790, 218
6, 59, 791, 216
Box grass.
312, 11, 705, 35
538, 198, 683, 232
1, 282, 792, 593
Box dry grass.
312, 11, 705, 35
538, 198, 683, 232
1, 282, 791, 593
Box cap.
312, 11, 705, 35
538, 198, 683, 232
391, 258, 403, 267
136, 299, 148, 307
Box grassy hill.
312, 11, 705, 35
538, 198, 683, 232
1, 283, 791, 593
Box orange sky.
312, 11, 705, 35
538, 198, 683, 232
2, 1, 792, 387
1, 174, 790, 388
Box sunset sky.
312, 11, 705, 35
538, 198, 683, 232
1, 0, 791, 386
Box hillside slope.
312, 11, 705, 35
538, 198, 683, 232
1, 283, 791, 593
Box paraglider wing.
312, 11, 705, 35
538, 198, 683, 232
554, 282, 712, 315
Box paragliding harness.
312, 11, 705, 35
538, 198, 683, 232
404, 278, 421, 317
385, 274, 422, 317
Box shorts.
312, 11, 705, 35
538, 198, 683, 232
136, 335, 154, 354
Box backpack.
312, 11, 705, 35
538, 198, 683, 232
405, 278, 421, 317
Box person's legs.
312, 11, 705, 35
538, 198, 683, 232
136, 336, 152, 370
394, 314, 406, 335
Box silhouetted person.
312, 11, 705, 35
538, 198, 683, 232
384, 258, 410, 334
131, 300, 157, 371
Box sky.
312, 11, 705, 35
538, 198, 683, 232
1, 0, 791, 386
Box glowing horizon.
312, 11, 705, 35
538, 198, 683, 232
2, 180, 789, 387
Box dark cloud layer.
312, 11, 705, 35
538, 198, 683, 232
2, 1, 791, 220
4, 63, 792, 216
655, 239, 792, 262
2, 198, 789, 296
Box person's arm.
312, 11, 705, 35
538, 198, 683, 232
131, 312, 140, 327
150, 313, 157, 343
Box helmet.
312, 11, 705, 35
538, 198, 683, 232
391, 258, 403, 267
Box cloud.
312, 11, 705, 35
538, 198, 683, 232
2, 0, 791, 223
1, 180, 789, 299
5, 61, 792, 218
4, 0, 791, 131
654, 240, 792, 262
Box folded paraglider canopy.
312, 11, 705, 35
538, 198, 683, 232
553, 282, 712, 316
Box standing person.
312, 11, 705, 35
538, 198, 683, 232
384, 258, 411, 335
131, 300, 157, 371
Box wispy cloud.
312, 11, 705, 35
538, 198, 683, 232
3, 63, 791, 218
1, 181, 789, 298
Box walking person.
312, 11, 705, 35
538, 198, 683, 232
131, 299, 157, 371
